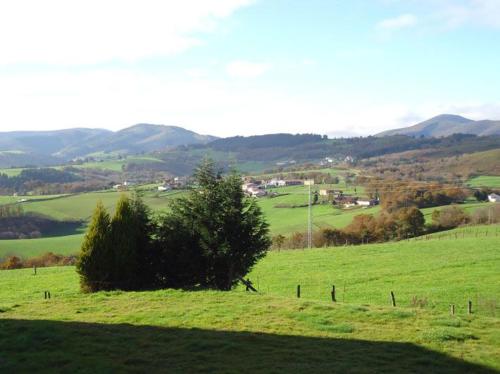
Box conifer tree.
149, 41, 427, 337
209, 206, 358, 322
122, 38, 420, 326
76, 201, 112, 292
109, 194, 154, 289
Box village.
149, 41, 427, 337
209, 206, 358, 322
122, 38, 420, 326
241, 177, 379, 208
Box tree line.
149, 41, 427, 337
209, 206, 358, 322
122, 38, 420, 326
77, 160, 271, 292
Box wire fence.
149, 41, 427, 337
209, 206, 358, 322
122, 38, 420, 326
244, 279, 499, 318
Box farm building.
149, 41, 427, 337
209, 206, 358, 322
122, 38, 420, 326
357, 199, 379, 207
265, 179, 303, 187
488, 193, 500, 202
284, 180, 303, 186
333, 196, 358, 208
242, 183, 267, 197
319, 189, 343, 197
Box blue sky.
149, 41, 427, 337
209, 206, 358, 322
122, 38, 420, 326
0, 0, 499, 136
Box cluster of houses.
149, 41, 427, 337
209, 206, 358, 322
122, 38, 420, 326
158, 177, 188, 191
241, 178, 379, 208
319, 188, 378, 208
318, 155, 355, 167
242, 178, 307, 197
112, 180, 135, 191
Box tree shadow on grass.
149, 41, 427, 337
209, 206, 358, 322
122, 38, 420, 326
0, 319, 495, 373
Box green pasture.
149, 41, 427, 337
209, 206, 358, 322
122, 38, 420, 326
0, 167, 26, 177
257, 184, 373, 235
421, 201, 491, 223
251, 167, 353, 180
0, 184, 374, 257
0, 231, 499, 372
2, 184, 488, 258
0, 233, 84, 259
248, 225, 500, 314
467, 175, 500, 188
0, 189, 183, 258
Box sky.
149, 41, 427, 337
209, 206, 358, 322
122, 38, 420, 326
0, 0, 500, 137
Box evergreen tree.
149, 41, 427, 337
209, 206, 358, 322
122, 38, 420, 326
76, 201, 112, 292
156, 159, 271, 290
109, 194, 154, 290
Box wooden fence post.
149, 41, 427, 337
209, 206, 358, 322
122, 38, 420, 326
297, 285, 301, 298
331, 285, 336, 302
390, 291, 396, 307
450, 304, 455, 315
468, 300, 472, 314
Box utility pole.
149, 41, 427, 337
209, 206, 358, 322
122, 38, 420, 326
308, 182, 312, 248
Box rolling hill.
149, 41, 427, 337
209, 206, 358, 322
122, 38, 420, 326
0, 124, 216, 166
1, 227, 499, 372
377, 114, 500, 137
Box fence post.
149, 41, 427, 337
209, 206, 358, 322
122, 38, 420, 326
297, 285, 301, 298
450, 304, 455, 315
331, 285, 336, 302
390, 291, 396, 307
468, 300, 472, 314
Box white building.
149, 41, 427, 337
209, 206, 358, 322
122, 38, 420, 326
357, 199, 379, 207
488, 193, 500, 203
242, 183, 267, 197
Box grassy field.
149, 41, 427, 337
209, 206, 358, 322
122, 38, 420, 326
468, 176, 500, 188
0, 184, 373, 256
0, 231, 499, 372
258, 184, 371, 235
420, 201, 491, 223
0, 155, 167, 176
0, 167, 26, 177
0, 183, 493, 258
0, 233, 84, 259
0, 190, 181, 258
248, 225, 500, 314
251, 167, 352, 179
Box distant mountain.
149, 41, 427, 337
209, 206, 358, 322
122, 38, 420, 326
90, 124, 217, 157
0, 124, 217, 166
377, 114, 500, 137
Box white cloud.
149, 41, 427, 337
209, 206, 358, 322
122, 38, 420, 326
377, 14, 418, 30
0, 0, 254, 65
225, 60, 271, 78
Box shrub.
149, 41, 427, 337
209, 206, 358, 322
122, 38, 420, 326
471, 205, 500, 225
432, 206, 470, 229
0, 256, 23, 270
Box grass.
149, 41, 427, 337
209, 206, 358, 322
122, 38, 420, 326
257, 184, 372, 235
0, 155, 166, 176
468, 176, 500, 188
0, 233, 84, 259
0, 184, 374, 256
247, 225, 500, 316
421, 201, 491, 223
0, 184, 492, 258
251, 167, 354, 179
0, 232, 499, 371
0, 167, 26, 177
0, 189, 180, 258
